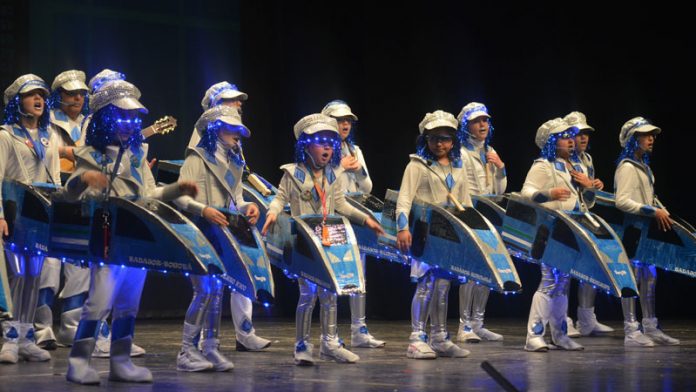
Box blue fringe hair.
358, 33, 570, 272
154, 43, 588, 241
294, 132, 342, 167
48, 89, 90, 117
85, 105, 144, 153
458, 117, 494, 150
196, 120, 246, 167
2, 94, 50, 128
539, 128, 579, 161
416, 128, 462, 162
617, 135, 650, 166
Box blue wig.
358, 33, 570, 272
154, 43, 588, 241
2, 94, 50, 128
294, 132, 342, 167
458, 117, 494, 150
416, 128, 462, 163
196, 120, 246, 167
539, 128, 579, 161
47, 88, 89, 117
617, 135, 650, 166
85, 105, 144, 153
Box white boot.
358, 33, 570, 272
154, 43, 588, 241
429, 332, 470, 358
524, 292, 550, 352
231, 292, 271, 351
456, 323, 482, 343
0, 321, 20, 364
350, 324, 385, 348
407, 332, 437, 359
624, 321, 654, 347
576, 306, 614, 336
471, 320, 503, 342
109, 336, 152, 383
56, 308, 82, 347
202, 338, 234, 372
18, 323, 51, 361
320, 337, 359, 363
293, 340, 315, 366
642, 318, 680, 346
34, 304, 57, 350
549, 297, 583, 351
66, 338, 100, 384
176, 322, 212, 372
565, 317, 581, 338
93, 321, 146, 358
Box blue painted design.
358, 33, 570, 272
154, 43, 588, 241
326, 167, 336, 184
452, 158, 463, 168
70, 125, 81, 142
445, 173, 454, 190
532, 322, 544, 335
99, 321, 110, 338
241, 319, 253, 333
397, 212, 408, 231
294, 167, 306, 183
54, 109, 68, 122
225, 170, 236, 187
588, 167, 595, 178
417, 333, 428, 343
463, 325, 472, 332
111, 316, 136, 340
37, 287, 55, 307
561, 319, 568, 334
5, 326, 19, 339
192, 332, 200, 348
74, 320, 100, 340
25, 327, 35, 341
573, 165, 583, 173
554, 161, 566, 172
62, 292, 88, 312
359, 325, 369, 335
296, 340, 307, 352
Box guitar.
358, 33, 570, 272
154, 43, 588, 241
60, 116, 178, 173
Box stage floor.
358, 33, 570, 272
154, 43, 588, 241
1, 319, 695, 391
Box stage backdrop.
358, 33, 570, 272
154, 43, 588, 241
2, 1, 694, 320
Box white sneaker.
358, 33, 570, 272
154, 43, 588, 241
475, 327, 504, 342
456, 325, 481, 343
294, 341, 315, 366
429, 333, 470, 358
407, 333, 436, 359
624, 330, 655, 347
566, 317, 581, 338
18, 341, 52, 361
524, 336, 549, 352
642, 318, 680, 346
549, 335, 584, 351
351, 325, 385, 348
236, 333, 271, 351
320, 338, 359, 363
202, 339, 234, 371
0, 341, 19, 364
176, 346, 213, 372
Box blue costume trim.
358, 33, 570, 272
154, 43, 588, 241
111, 316, 136, 340
74, 320, 101, 340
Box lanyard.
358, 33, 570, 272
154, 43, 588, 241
311, 170, 331, 246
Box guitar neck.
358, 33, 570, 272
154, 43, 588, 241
141, 125, 156, 139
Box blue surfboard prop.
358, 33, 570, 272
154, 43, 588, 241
501, 193, 638, 298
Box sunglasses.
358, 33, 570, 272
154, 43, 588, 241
426, 134, 454, 144
63, 90, 86, 97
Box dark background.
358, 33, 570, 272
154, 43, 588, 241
2, 1, 694, 321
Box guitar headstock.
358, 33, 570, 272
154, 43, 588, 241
151, 116, 178, 135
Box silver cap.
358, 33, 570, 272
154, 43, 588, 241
88, 69, 126, 93
564, 111, 595, 132
195, 105, 250, 137
456, 102, 491, 123
321, 100, 358, 121
51, 70, 88, 92
4, 74, 49, 105
293, 113, 339, 140
418, 110, 458, 134
201, 82, 248, 110
619, 116, 661, 147
535, 118, 573, 148
89, 80, 147, 113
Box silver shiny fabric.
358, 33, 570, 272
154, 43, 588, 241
194, 105, 248, 137
429, 278, 451, 336
577, 281, 597, 309
622, 263, 658, 322
349, 255, 367, 327
459, 281, 490, 326
527, 265, 570, 338
411, 273, 436, 333
201, 278, 224, 340
295, 278, 339, 343
295, 278, 318, 343
88, 80, 146, 113
184, 275, 216, 326
3, 74, 48, 105
8, 254, 44, 323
